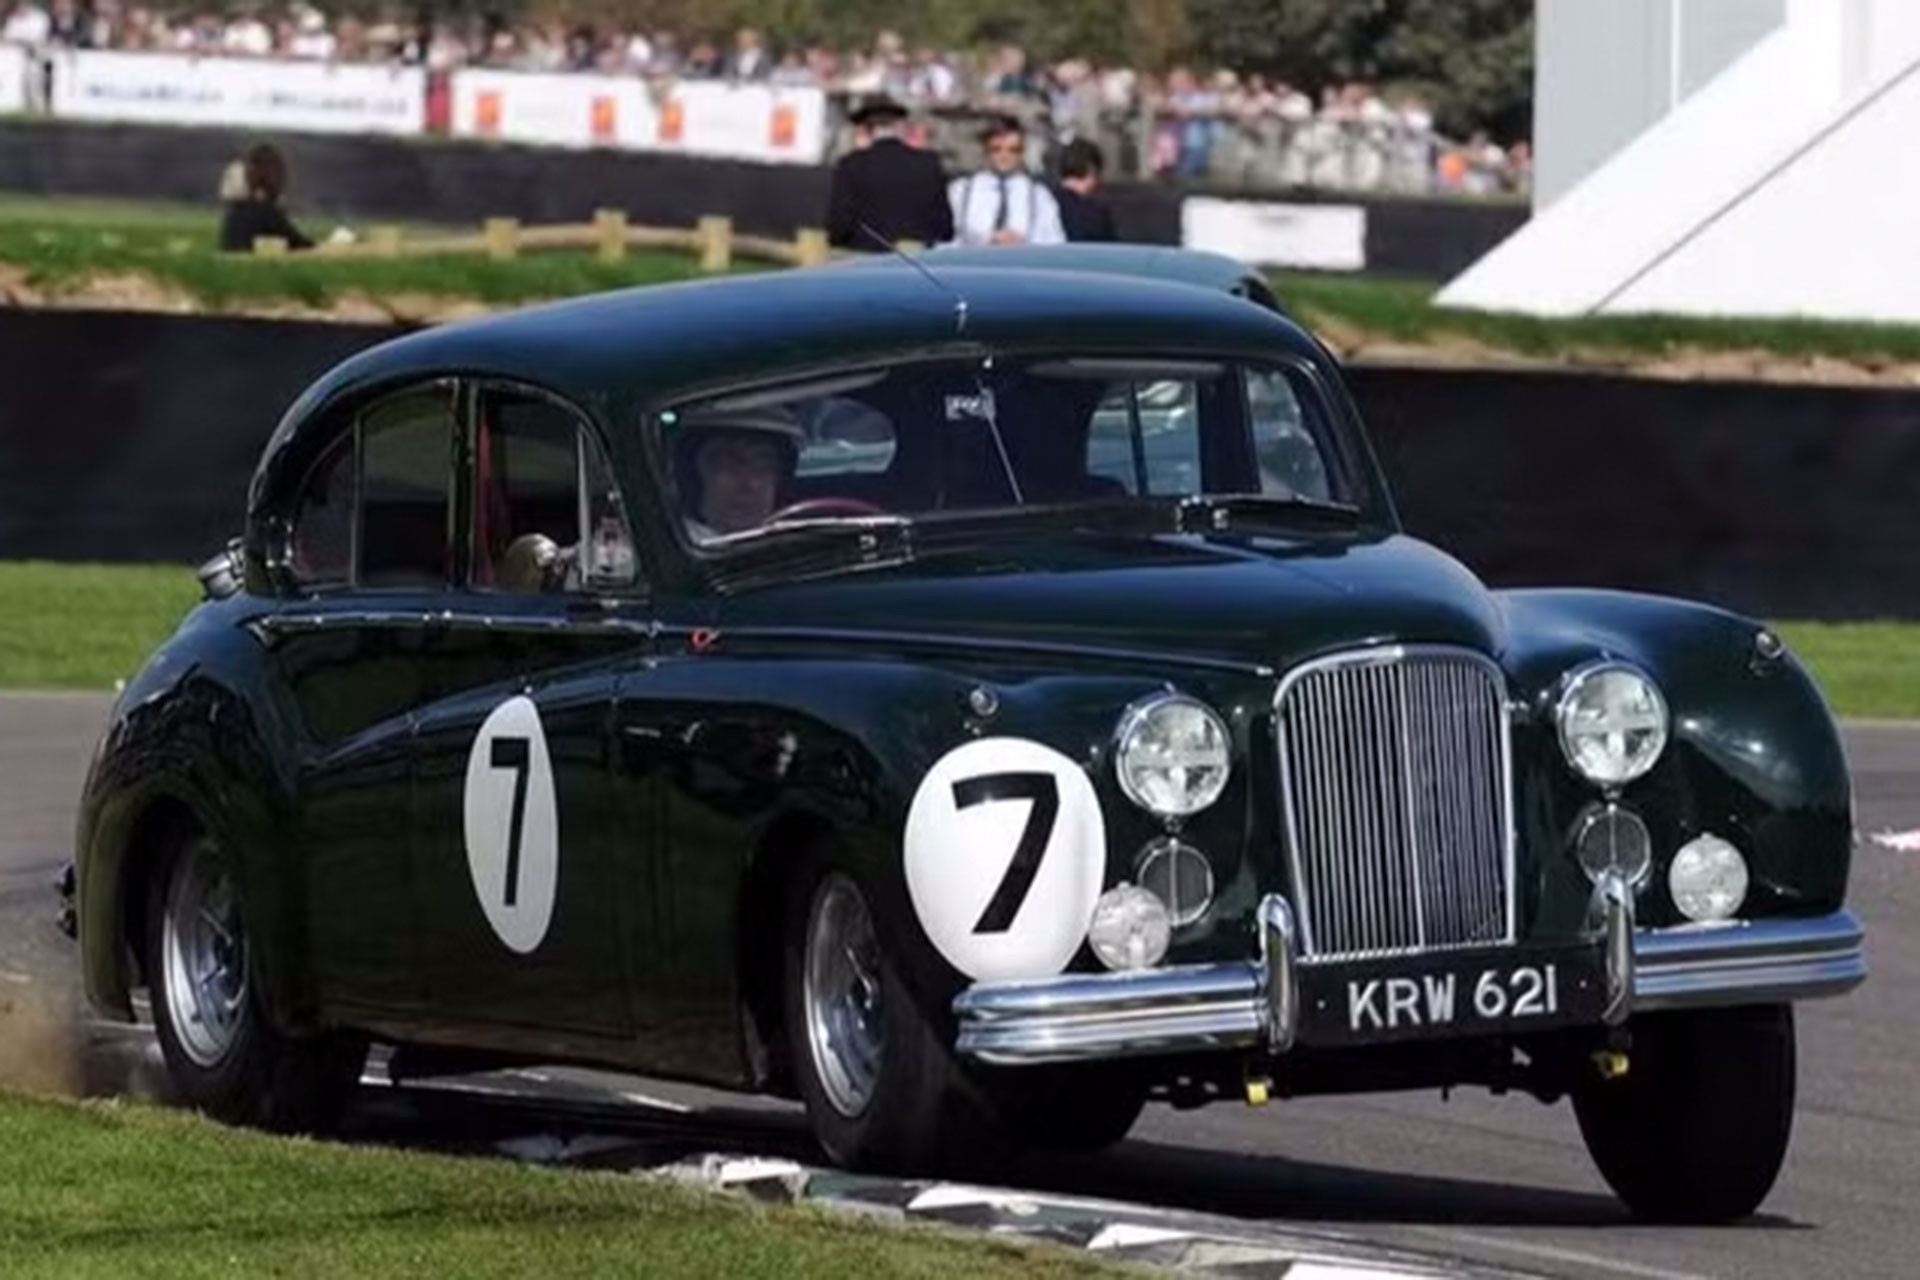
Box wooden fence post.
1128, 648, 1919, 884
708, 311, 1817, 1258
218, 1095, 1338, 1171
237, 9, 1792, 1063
698, 215, 733, 272
370, 225, 403, 258
794, 227, 829, 267
251, 235, 288, 257
484, 217, 520, 261
594, 208, 628, 262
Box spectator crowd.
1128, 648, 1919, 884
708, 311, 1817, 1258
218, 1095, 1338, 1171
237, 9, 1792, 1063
1, 2, 1532, 198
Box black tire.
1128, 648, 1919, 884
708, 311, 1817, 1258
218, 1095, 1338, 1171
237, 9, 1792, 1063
780, 850, 1001, 1174
144, 832, 366, 1135
1573, 1003, 1797, 1223
988, 1064, 1147, 1154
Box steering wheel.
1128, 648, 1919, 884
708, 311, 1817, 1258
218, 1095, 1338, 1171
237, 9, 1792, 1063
766, 497, 890, 523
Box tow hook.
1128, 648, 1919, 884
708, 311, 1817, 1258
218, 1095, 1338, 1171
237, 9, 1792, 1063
55, 863, 76, 940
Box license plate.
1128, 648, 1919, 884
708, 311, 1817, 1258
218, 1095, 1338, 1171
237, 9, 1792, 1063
1298, 946, 1607, 1047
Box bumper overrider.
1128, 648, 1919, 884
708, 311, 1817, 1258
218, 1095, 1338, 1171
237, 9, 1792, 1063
952, 873, 1867, 1066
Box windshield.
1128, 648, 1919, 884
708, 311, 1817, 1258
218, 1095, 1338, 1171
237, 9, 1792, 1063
660, 352, 1363, 546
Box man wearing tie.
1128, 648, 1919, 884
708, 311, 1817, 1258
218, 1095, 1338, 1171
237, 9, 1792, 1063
948, 115, 1067, 247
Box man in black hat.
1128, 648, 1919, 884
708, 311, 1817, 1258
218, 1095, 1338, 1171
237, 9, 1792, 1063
826, 95, 954, 251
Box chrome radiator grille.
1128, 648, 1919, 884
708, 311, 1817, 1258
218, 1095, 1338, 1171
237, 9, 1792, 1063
1274, 647, 1514, 962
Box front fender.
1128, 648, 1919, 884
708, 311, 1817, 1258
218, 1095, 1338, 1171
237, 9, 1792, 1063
1499, 589, 1851, 933
75, 618, 311, 1029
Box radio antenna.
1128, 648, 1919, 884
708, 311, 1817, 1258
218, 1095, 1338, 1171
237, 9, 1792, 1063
858, 221, 968, 334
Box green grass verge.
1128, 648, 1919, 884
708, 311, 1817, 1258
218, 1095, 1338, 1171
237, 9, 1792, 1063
0, 194, 715, 309
1272, 273, 1920, 367
1, 562, 1915, 718
9, 192, 1920, 364
1774, 622, 1920, 720
0, 1091, 1115, 1279
0, 562, 198, 690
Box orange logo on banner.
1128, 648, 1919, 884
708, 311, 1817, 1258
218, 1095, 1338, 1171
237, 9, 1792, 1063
658, 98, 684, 143
590, 95, 617, 143
475, 89, 502, 136
770, 101, 797, 149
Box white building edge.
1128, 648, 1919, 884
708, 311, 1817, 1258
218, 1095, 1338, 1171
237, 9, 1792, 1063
1437, 0, 1920, 322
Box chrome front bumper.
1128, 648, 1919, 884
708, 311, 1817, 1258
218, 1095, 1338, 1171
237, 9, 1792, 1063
952, 884, 1867, 1066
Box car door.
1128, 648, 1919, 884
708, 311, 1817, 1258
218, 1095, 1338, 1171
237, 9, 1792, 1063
408, 382, 652, 1042
266, 381, 459, 1018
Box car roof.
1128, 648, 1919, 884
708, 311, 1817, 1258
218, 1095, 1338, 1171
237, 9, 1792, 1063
837, 242, 1279, 301
255, 260, 1327, 499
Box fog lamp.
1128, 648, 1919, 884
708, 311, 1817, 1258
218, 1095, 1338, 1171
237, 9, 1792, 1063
1669, 834, 1749, 922
1573, 804, 1652, 888
1087, 884, 1172, 972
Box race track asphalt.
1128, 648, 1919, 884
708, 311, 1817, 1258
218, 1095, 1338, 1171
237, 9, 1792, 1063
3, 692, 1915, 1280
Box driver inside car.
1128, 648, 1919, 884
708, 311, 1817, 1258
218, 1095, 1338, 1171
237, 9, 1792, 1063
677, 405, 805, 540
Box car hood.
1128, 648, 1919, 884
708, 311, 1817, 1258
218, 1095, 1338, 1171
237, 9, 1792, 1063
715, 531, 1510, 674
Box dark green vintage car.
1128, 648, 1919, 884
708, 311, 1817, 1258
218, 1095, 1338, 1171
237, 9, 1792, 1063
71, 246, 1865, 1223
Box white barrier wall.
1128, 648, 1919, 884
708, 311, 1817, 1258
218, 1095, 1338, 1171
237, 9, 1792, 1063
0, 43, 29, 113
1441, 0, 1920, 321
48, 51, 425, 135
448, 70, 826, 164
1182, 198, 1365, 271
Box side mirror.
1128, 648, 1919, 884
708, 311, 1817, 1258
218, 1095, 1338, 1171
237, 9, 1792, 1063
197, 537, 245, 601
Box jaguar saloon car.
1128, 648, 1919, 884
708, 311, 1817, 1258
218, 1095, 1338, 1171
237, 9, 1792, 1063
69, 246, 1865, 1223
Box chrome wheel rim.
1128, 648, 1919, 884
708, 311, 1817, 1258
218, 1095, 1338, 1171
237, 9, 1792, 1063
803, 873, 884, 1118
160, 840, 247, 1068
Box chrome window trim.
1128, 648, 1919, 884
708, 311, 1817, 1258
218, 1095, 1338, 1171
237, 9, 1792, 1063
1271, 643, 1519, 965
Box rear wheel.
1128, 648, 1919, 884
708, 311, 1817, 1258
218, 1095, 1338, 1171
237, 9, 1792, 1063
1573, 1003, 1797, 1222
146, 832, 365, 1135
782, 854, 1000, 1174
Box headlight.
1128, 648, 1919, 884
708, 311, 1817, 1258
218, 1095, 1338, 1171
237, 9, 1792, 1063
1669, 834, 1749, 922
1556, 662, 1668, 786
1115, 693, 1231, 818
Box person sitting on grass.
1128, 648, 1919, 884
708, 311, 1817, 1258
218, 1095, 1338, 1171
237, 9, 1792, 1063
218, 144, 315, 254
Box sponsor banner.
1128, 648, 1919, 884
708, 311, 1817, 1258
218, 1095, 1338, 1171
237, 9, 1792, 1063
1181, 197, 1367, 272
0, 43, 29, 114
449, 69, 825, 164
49, 50, 424, 135
451, 68, 648, 151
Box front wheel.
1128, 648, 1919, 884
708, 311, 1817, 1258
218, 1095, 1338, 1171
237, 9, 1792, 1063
782, 856, 1000, 1174
146, 832, 365, 1135
1572, 1003, 1797, 1222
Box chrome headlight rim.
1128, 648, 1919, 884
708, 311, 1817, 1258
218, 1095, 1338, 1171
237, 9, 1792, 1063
1554, 659, 1670, 788
1113, 690, 1233, 819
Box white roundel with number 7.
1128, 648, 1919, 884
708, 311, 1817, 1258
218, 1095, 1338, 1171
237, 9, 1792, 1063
463, 695, 560, 955
904, 737, 1107, 983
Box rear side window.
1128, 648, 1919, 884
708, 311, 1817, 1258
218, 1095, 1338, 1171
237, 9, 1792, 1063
359, 390, 455, 588
473, 389, 637, 594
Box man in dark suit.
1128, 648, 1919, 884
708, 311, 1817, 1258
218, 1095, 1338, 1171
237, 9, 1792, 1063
826, 95, 954, 251
1054, 138, 1119, 243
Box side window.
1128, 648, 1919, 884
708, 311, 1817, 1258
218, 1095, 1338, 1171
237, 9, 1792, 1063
473, 389, 636, 594
1087, 380, 1202, 496
795, 396, 896, 478
1245, 368, 1335, 503
289, 433, 356, 589
360, 389, 455, 588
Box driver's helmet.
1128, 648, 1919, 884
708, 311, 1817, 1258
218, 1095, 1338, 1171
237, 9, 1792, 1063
672, 402, 807, 521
